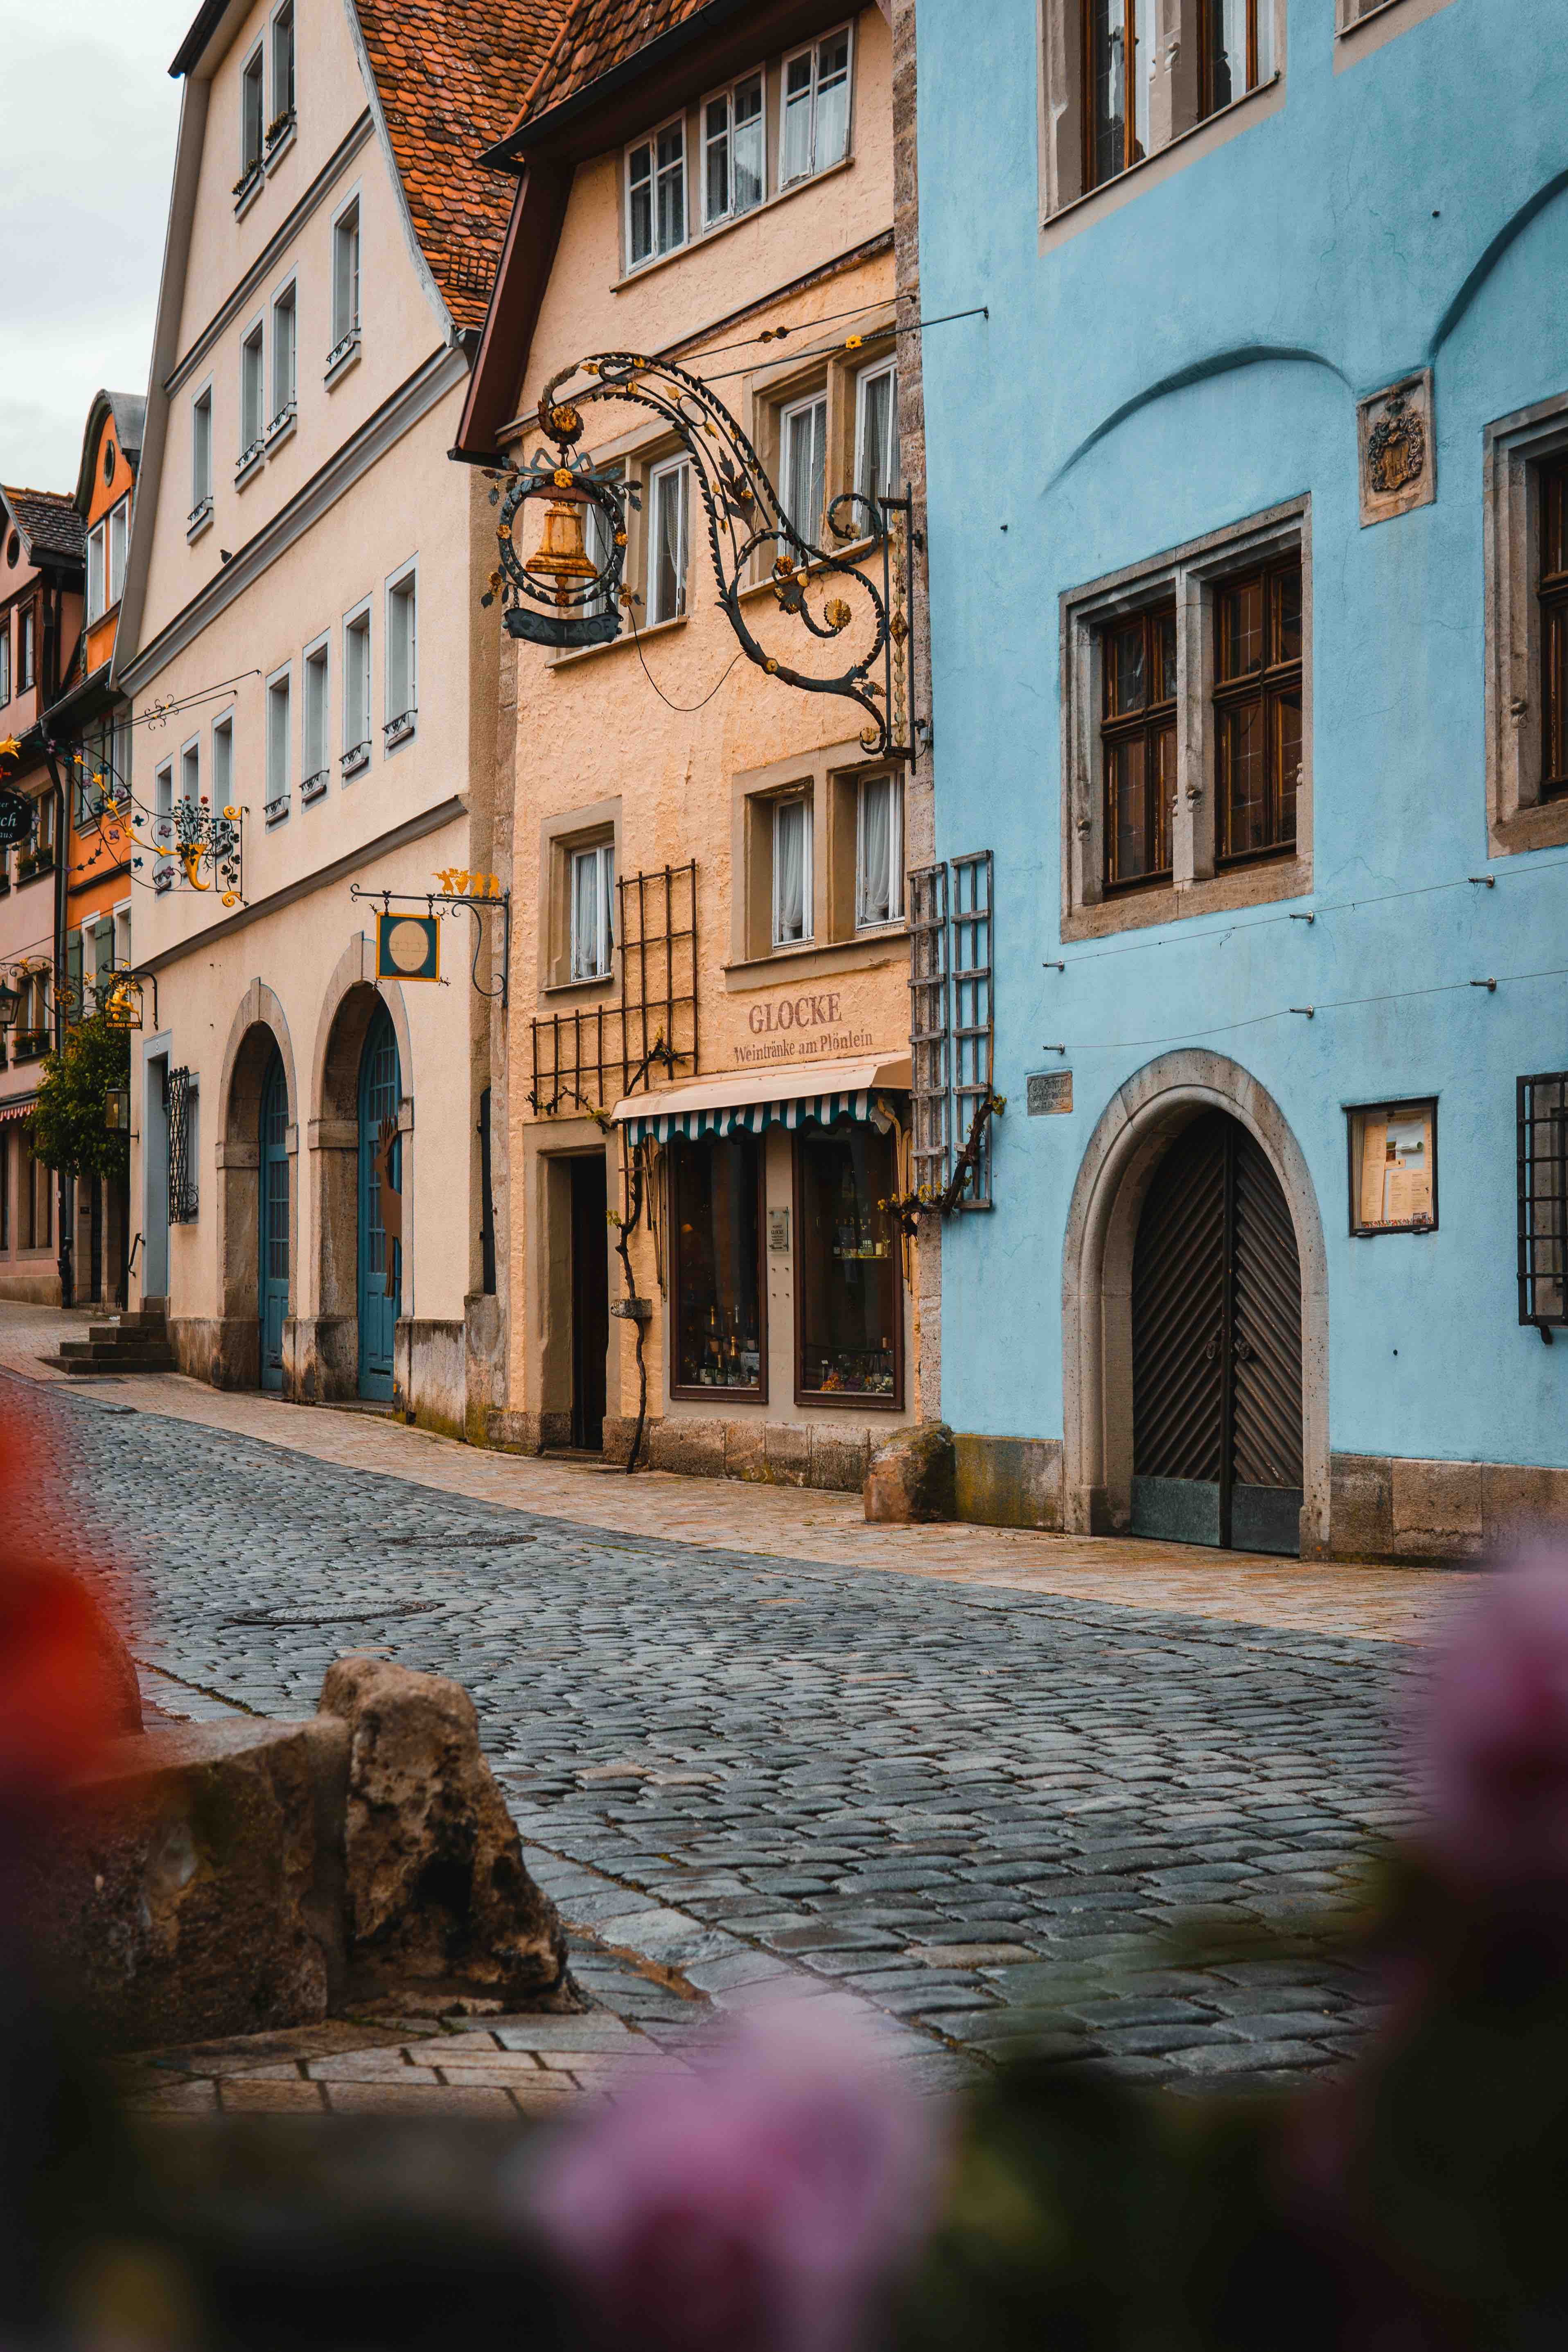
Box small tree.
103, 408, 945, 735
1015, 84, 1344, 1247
31, 1011, 131, 1186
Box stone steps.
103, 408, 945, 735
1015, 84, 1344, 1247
50, 1308, 174, 1376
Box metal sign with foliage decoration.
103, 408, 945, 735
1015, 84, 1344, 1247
0, 790, 35, 849
484, 352, 916, 764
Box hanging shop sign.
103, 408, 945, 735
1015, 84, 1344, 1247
101, 974, 148, 1031
0, 790, 36, 848
485, 353, 916, 762
376, 912, 440, 983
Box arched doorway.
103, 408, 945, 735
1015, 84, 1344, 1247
259, 1048, 289, 1391
356, 1003, 401, 1400
1130, 1109, 1303, 1554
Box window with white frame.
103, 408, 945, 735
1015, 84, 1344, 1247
627, 118, 686, 268
87, 521, 106, 622
212, 711, 233, 814
114, 902, 131, 972
269, 1, 295, 139
191, 385, 213, 519
646, 459, 689, 625
179, 737, 199, 825
855, 360, 900, 507
780, 28, 852, 187
331, 199, 361, 361
265, 666, 291, 816
855, 773, 903, 928
0, 622, 10, 707
154, 760, 174, 883
343, 604, 371, 772
385, 566, 416, 744
772, 794, 813, 945
18, 606, 34, 688
90, 916, 115, 1011
239, 323, 265, 465
270, 282, 296, 428
240, 43, 264, 180
570, 840, 616, 981
703, 73, 765, 226
302, 638, 329, 794
107, 496, 130, 609
781, 392, 828, 544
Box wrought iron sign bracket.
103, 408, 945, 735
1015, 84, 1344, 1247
484, 352, 917, 764
349, 883, 512, 1009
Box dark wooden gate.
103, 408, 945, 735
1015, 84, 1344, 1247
1130, 1110, 1303, 1556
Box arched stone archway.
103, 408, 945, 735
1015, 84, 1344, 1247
1061, 1051, 1329, 1555
212, 981, 300, 1389
298, 937, 412, 1402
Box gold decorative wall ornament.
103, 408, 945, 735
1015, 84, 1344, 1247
1358, 372, 1436, 527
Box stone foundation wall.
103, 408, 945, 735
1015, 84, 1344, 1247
954, 1434, 1066, 1531
1325, 1453, 1568, 1561
0, 1267, 63, 1307
394, 1316, 467, 1439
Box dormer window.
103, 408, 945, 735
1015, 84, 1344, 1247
627, 120, 687, 268
780, 28, 852, 187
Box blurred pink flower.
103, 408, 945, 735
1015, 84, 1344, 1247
1415, 1549, 1568, 1890
521, 2000, 949, 2352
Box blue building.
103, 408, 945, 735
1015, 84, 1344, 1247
912, 0, 1568, 1558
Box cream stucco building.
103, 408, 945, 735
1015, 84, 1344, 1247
116, 0, 555, 1425
456, 0, 937, 1488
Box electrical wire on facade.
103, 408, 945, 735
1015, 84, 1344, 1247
1046, 961, 1568, 1058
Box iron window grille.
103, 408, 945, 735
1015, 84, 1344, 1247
1519, 1071, 1568, 1334
168, 1067, 199, 1223
530, 861, 697, 1118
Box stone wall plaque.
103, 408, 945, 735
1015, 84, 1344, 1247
1028, 1070, 1074, 1116
1357, 371, 1435, 526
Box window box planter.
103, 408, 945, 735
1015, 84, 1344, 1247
235, 437, 266, 487
324, 329, 361, 388
341, 740, 370, 780
232, 162, 263, 215
263, 793, 291, 826
186, 496, 214, 542
265, 401, 297, 448
384, 708, 416, 750
300, 768, 329, 804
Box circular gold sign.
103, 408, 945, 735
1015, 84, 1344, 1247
385, 918, 433, 974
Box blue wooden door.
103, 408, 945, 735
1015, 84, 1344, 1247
259, 1049, 289, 1391
357, 1005, 401, 1399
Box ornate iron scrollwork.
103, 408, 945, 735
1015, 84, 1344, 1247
485, 352, 914, 763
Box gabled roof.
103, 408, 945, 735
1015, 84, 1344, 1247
514, 0, 713, 131
0, 485, 85, 568
72, 391, 146, 516
351, 0, 568, 330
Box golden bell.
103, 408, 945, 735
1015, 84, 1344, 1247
524, 491, 599, 607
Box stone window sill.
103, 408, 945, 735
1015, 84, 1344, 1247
187, 498, 214, 543
722, 926, 907, 991
550, 610, 686, 667
1486, 795, 1568, 862
1062, 853, 1312, 943
263, 117, 297, 174
233, 168, 264, 221
1040, 75, 1283, 255
341, 742, 371, 780
235, 442, 265, 489
325, 334, 361, 390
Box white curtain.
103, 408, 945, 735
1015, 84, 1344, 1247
781, 53, 813, 182
775, 799, 810, 943
572, 848, 601, 979
858, 777, 902, 925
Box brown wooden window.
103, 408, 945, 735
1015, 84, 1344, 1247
1100, 603, 1175, 889
1201, 0, 1272, 117
669, 1134, 766, 1399
1084, 0, 1151, 189
1541, 458, 1568, 798
794, 1125, 902, 1407
1214, 557, 1301, 865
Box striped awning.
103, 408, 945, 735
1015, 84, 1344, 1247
0, 1094, 38, 1126
613, 1055, 911, 1148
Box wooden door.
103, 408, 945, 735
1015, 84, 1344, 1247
1130, 1111, 1303, 1555
570, 1154, 609, 1451
259, 1049, 289, 1391
357, 1006, 401, 1400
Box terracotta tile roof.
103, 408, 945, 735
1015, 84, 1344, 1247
352, 0, 568, 330
514, 0, 713, 131
0, 486, 85, 564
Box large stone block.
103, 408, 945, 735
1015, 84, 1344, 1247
1329, 1454, 1395, 1559
318, 1655, 570, 2009
724, 1419, 767, 1481
763, 1422, 813, 1488
20, 1717, 348, 2054
810, 1428, 871, 1494
1482, 1461, 1568, 1552
954, 1434, 1065, 1531
1390, 1457, 1485, 1560
865, 1422, 957, 1523
648, 1417, 727, 1478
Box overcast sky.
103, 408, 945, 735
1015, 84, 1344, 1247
1, 0, 194, 492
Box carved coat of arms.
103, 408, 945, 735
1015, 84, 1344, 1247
1367, 389, 1427, 496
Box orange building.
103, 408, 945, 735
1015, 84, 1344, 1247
39, 392, 142, 1306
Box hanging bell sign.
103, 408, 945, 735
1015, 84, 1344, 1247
485, 428, 630, 652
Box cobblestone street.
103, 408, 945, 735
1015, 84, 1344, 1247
4, 1309, 1476, 2098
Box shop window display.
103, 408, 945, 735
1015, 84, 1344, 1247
796, 1125, 900, 1403
671, 1134, 765, 1394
